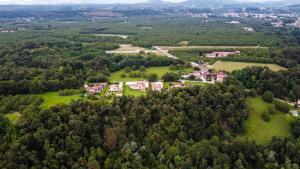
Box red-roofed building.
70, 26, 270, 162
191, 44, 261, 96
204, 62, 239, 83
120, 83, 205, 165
85, 83, 107, 94
151, 82, 163, 92
126, 81, 149, 91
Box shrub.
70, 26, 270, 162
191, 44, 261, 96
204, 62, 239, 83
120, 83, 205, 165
262, 91, 273, 103
261, 112, 271, 122
291, 119, 300, 138
120, 73, 126, 78
139, 66, 146, 72
268, 107, 277, 115
274, 100, 290, 113
124, 67, 132, 73
162, 72, 180, 82
147, 73, 158, 82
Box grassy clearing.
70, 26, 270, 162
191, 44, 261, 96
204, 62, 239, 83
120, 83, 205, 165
5, 112, 21, 124
123, 85, 145, 97
109, 66, 192, 83
239, 97, 291, 145
38, 92, 82, 108
212, 61, 286, 72
185, 81, 210, 87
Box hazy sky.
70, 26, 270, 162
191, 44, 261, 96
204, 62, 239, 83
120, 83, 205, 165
0, 0, 282, 5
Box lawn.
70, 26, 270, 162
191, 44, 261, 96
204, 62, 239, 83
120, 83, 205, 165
109, 66, 193, 83
239, 97, 291, 145
212, 61, 286, 72
38, 92, 82, 108
185, 81, 210, 87
123, 85, 145, 97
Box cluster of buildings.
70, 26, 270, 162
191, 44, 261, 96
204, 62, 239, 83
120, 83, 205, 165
84, 81, 167, 96
243, 27, 255, 32
183, 69, 227, 83
204, 51, 241, 58
0, 27, 26, 33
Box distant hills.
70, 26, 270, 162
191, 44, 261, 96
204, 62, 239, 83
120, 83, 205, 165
148, 0, 300, 8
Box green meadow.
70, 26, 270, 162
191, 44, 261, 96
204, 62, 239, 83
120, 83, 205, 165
109, 66, 192, 83
38, 92, 82, 108
238, 97, 291, 145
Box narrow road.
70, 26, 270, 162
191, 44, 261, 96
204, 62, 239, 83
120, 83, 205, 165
153, 46, 178, 59
154, 46, 200, 67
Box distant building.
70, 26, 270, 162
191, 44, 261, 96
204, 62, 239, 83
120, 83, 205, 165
184, 70, 227, 82
126, 81, 149, 91
85, 83, 108, 94
243, 27, 255, 32
292, 19, 300, 28
226, 21, 240, 24
297, 100, 300, 108
204, 51, 240, 58
271, 21, 284, 28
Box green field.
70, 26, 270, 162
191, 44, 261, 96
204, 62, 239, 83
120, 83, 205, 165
5, 113, 21, 124
123, 85, 145, 97
38, 92, 82, 108
109, 66, 192, 83
239, 97, 291, 145
184, 81, 210, 87
212, 61, 286, 72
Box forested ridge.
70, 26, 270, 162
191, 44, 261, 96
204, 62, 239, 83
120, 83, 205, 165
1, 79, 300, 168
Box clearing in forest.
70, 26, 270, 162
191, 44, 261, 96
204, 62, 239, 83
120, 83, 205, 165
212, 61, 286, 72
38, 92, 82, 108
108, 66, 192, 83
238, 97, 291, 145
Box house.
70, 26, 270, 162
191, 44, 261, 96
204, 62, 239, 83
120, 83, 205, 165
151, 82, 163, 92
170, 82, 185, 89
243, 27, 255, 32
215, 72, 227, 82
85, 83, 107, 94
109, 82, 123, 92
297, 100, 300, 108
204, 51, 240, 58
183, 70, 227, 83
290, 110, 299, 117
126, 81, 149, 91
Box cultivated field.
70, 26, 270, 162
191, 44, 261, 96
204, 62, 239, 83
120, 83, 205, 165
239, 97, 291, 145
212, 61, 286, 72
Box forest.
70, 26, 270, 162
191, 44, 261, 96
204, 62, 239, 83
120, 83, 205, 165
0, 9, 300, 169
1, 79, 300, 168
